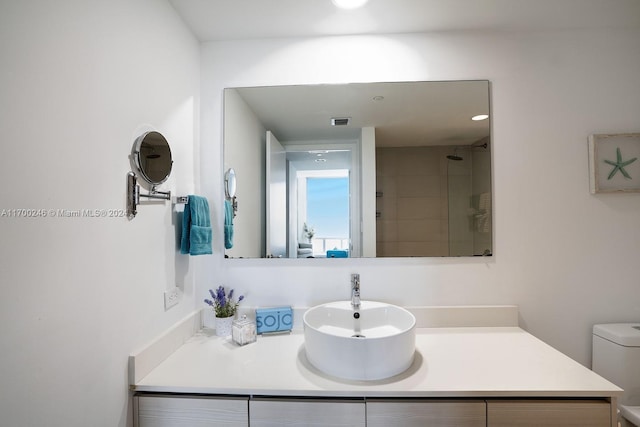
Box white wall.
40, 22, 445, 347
0, 1, 200, 426
200, 29, 640, 367
361, 126, 377, 257
224, 89, 265, 257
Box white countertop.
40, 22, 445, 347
133, 326, 622, 398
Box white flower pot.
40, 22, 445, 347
215, 315, 234, 337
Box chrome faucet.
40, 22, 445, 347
351, 273, 361, 308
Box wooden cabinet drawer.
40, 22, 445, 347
487, 399, 611, 427
249, 398, 365, 427
367, 399, 486, 427
135, 395, 248, 427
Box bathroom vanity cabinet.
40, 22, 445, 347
130, 309, 621, 427
134, 395, 487, 427
134, 396, 368, 427
134, 395, 613, 427
370, 399, 612, 427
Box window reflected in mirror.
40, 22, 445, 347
303, 174, 350, 258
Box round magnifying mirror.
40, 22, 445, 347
225, 168, 237, 198
133, 131, 173, 185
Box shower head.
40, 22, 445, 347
447, 142, 488, 160
447, 148, 463, 161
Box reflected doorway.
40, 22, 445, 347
286, 142, 360, 258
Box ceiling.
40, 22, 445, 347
229, 81, 490, 147
169, 0, 640, 42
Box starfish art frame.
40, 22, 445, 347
589, 133, 640, 193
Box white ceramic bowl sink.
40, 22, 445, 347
303, 301, 416, 380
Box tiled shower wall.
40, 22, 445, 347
376, 146, 451, 257
376, 142, 491, 257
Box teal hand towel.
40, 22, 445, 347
180, 195, 212, 255
224, 199, 234, 249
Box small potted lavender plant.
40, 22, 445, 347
204, 286, 244, 337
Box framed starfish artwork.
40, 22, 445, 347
589, 133, 640, 193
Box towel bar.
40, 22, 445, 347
174, 196, 188, 204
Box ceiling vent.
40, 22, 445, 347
331, 117, 351, 126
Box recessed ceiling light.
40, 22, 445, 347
332, 0, 369, 10
471, 114, 489, 121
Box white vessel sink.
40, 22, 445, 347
303, 301, 416, 380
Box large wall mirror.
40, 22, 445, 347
223, 80, 492, 259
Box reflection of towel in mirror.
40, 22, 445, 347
475, 192, 491, 233
478, 192, 491, 211
180, 195, 212, 255
224, 199, 234, 249
297, 242, 312, 258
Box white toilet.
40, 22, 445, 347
593, 323, 640, 427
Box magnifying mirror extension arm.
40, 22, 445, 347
127, 172, 173, 219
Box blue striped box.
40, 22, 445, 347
255, 306, 293, 334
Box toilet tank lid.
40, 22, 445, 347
593, 323, 640, 347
